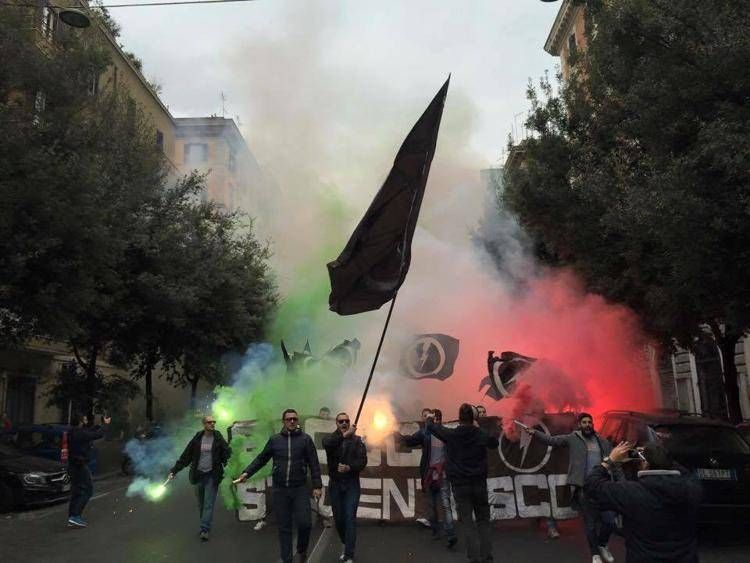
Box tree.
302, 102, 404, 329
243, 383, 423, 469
502, 0, 750, 422
109, 179, 277, 419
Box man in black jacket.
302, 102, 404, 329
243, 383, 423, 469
426, 403, 499, 563
67, 413, 110, 528
168, 415, 232, 541
585, 441, 702, 563
322, 412, 367, 563
235, 408, 322, 563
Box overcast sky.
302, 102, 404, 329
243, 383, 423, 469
113, 0, 561, 167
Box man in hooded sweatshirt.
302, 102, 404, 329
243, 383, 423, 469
585, 441, 702, 562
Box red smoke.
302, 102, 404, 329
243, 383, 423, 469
391, 267, 656, 426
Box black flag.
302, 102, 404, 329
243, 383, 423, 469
327, 78, 450, 315
479, 351, 537, 400
400, 334, 459, 380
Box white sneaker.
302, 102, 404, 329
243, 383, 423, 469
592, 556, 603, 563
416, 517, 431, 528
598, 546, 614, 563
253, 519, 266, 531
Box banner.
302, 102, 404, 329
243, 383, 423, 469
231, 414, 577, 522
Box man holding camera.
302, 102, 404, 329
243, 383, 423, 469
526, 412, 618, 563
585, 441, 702, 563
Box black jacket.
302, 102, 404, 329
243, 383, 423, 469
170, 430, 232, 485
243, 427, 322, 489
322, 431, 367, 482
585, 465, 702, 563
426, 421, 499, 484
68, 424, 107, 464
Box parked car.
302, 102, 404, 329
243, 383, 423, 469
600, 410, 750, 524
0, 423, 98, 474
0, 441, 70, 512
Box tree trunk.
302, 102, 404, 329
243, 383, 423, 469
145, 364, 153, 423
189, 375, 199, 410
718, 336, 743, 424
85, 345, 99, 420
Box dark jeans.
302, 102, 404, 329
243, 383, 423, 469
453, 479, 492, 563
68, 461, 93, 518
272, 485, 312, 563
329, 478, 361, 558
574, 487, 615, 556
195, 471, 218, 533
427, 479, 456, 538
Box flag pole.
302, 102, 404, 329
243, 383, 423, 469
354, 294, 398, 426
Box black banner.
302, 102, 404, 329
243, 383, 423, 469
232, 414, 577, 522
399, 334, 459, 380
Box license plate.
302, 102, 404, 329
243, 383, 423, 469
696, 468, 735, 480
62, 484, 71, 492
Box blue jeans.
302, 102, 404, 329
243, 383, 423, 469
68, 461, 93, 517
272, 485, 312, 563
575, 487, 615, 556
329, 478, 361, 558
195, 471, 218, 533
427, 480, 455, 538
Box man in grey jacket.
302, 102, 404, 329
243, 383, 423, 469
525, 412, 617, 563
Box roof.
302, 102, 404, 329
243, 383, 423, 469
174, 117, 252, 156
544, 0, 580, 56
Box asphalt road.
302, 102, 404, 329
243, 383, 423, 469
2, 476, 748, 563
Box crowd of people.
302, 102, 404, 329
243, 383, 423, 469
61, 404, 703, 563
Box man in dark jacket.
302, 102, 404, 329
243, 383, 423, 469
585, 441, 702, 563
235, 408, 322, 563
426, 403, 499, 563
322, 412, 367, 563
399, 408, 457, 546
527, 412, 617, 563
67, 413, 110, 528
168, 415, 231, 541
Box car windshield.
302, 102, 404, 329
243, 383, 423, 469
653, 424, 750, 456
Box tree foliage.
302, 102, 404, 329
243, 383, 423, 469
0, 8, 277, 419
502, 0, 750, 421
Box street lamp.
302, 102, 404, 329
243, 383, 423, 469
59, 7, 91, 28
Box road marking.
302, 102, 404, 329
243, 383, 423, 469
307, 526, 332, 563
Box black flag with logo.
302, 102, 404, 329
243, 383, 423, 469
327, 78, 450, 315
479, 351, 537, 400
400, 334, 459, 380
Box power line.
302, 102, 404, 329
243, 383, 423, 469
1, 0, 259, 9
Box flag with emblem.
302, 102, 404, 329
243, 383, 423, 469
399, 333, 459, 380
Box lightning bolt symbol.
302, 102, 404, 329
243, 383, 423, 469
419, 343, 431, 370
519, 426, 533, 468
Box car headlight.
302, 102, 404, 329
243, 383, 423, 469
22, 472, 47, 485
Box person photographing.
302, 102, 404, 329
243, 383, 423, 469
234, 408, 322, 563
585, 441, 702, 563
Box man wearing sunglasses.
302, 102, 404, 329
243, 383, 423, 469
322, 412, 367, 563
168, 415, 232, 542
235, 408, 322, 563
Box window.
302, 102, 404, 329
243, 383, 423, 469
156, 129, 164, 150
600, 417, 623, 444
185, 143, 208, 164
41, 5, 56, 41
228, 148, 237, 172
568, 33, 578, 57
89, 72, 100, 96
